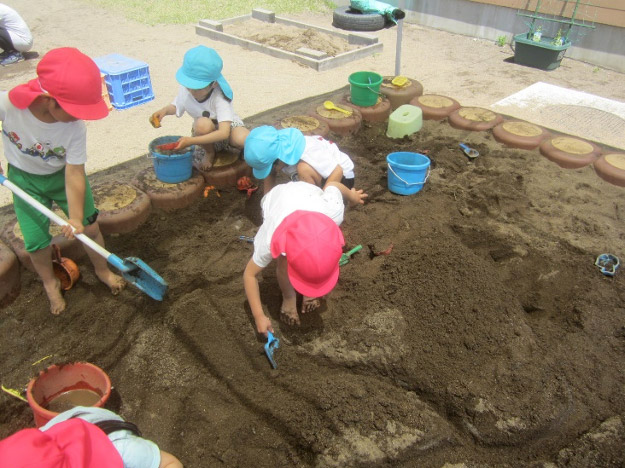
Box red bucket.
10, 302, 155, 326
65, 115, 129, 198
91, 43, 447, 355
26, 362, 111, 427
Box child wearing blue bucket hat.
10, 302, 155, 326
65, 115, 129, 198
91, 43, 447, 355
150, 45, 249, 171
244, 125, 357, 194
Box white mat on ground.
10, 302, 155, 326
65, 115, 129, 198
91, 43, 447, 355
491, 82, 625, 151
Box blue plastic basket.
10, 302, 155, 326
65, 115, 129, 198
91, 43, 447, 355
94, 54, 155, 110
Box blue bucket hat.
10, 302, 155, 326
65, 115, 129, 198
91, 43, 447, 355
176, 45, 233, 100
244, 126, 306, 180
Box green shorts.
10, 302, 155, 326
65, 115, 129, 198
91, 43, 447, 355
8, 165, 99, 252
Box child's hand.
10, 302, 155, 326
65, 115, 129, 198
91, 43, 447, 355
175, 137, 193, 150
350, 188, 368, 205
255, 315, 274, 337
149, 112, 162, 128
62, 219, 84, 239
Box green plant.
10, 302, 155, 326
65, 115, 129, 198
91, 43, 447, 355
496, 35, 507, 47
532, 26, 542, 42
593, 66, 600, 73
552, 28, 563, 46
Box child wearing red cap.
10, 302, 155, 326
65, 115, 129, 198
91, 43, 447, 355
243, 181, 367, 333
0, 47, 125, 315
150, 45, 249, 171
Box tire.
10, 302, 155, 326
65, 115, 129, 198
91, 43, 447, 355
341, 94, 391, 122
410, 95, 460, 121
274, 115, 330, 138
539, 136, 601, 169
311, 105, 362, 136
332, 6, 386, 32
380, 76, 424, 111
448, 107, 504, 132
594, 153, 625, 187
197, 152, 252, 188
492, 121, 550, 150
92, 183, 152, 234
132, 168, 205, 212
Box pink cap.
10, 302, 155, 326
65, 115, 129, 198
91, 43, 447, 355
271, 210, 345, 297
0, 418, 123, 467
9, 47, 109, 120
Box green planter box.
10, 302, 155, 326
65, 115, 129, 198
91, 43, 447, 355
513, 33, 571, 70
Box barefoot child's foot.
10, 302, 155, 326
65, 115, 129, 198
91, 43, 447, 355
301, 296, 321, 314
96, 269, 126, 295
279, 295, 299, 325
43, 278, 66, 315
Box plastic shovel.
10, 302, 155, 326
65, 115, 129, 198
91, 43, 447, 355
323, 100, 352, 115
339, 245, 362, 266
0, 174, 168, 301
265, 331, 280, 369
459, 143, 479, 159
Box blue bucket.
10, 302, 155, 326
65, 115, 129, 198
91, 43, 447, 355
149, 136, 194, 184
386, 152, 430, 195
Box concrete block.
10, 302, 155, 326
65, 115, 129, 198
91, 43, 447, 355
296, 47, 329, 60
252, 9, 275, 22
198, 19, 223, 32
348, 33, 378, 45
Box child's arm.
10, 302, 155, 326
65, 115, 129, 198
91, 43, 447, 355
159, 450, 183, 468
325, 164, 344, 185
243, 258, 274, 336
63, 163, 88, 238
150, 104, 176, 126
325, 180, 368, 205
176, 120, 232, 150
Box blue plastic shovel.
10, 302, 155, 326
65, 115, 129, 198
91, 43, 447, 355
0, 174, 168, 301
265, 331, 280, 369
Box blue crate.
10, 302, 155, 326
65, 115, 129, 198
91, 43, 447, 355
94, 54, 155, 110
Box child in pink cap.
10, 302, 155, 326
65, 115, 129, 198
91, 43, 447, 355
150, 45, 249, 171
0, 47, 125, 315
243, 181, 367, 333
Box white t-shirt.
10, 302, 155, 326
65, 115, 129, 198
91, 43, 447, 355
297, 135, 355, 179
172, 85, 242, 125
0, 91, 87, 175
252, 181, 344, 268
0, 4, 33, 52
40, 407, 161, 468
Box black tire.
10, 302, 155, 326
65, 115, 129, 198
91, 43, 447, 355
332, 6, 386, 32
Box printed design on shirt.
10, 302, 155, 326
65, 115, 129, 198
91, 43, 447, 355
3, 129, 66, 161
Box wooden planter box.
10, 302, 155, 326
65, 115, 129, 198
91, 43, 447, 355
513, 33, 571, 71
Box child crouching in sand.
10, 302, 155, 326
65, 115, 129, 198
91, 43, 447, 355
243, 181, 367, 334
0, 47, 125, 314
150, 45, 249, 171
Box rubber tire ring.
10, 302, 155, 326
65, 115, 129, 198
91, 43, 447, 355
492, 121, 551, 150
332, 6, 386, 32
409, 95, 460, 121
593, 153, 625, 187
539, 136, 602, 169
380, 76, 424, 111
341, 94, 392, 122
0, 239, 20, 308
132, 168, 205, 212
92, 183, 152, 235
310, 106, 362, 136
448, 107, 504, 131
0, 218, 85, 273
197, 155, 252, 188
274, 115, 330, 138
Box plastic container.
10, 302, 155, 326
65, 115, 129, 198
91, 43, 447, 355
386, 152, 431, 195
26, 362, 112, 428
94, 54, 155, 109
348, 71, 383, 107
386, 104, 423, 138
513, 33, 571, 71
149, 136, 194, 184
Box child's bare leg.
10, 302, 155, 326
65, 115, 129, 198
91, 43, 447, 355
82, 222, 125, 294
229, 126, 250, 150
302, 296, 321, 314
276, 255, 299, 325
194, 117, 217, 171
29, 246, 65, 315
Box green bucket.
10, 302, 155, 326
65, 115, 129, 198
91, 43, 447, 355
348, 71, 383, 107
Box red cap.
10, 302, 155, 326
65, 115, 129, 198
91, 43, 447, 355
271, 210, 345, 297
9, 47, 109, 120
0, 418, 123, 468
